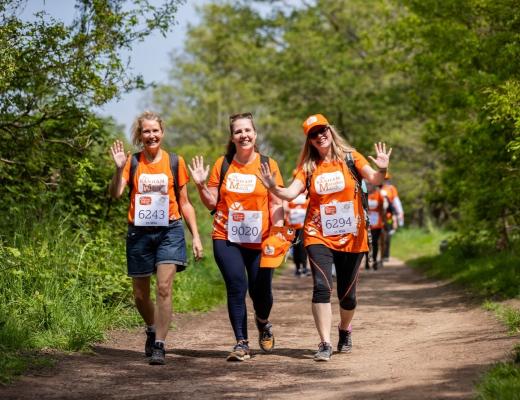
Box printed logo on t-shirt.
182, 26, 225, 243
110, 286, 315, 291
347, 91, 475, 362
368, 199, 379, 209
314, 171, 345, 194
138, 173, 168, 194
226, 173, 257, 193
292, 193, 307, 205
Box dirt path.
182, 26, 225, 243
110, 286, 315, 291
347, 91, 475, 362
1, 258, 517, 400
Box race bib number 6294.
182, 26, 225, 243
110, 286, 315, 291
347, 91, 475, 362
320, 201, 357, 236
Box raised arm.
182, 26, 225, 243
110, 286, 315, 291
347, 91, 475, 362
188, 155, 219, 211
360, 142, 392, 185
109, 140, 129, 199
259, 162, 305, 201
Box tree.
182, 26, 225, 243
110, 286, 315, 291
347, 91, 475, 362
0, 0, 184, 225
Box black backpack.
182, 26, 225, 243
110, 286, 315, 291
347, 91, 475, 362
128, 152, 180, 201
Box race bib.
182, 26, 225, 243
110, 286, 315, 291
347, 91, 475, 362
134, 194, 169, 226
369, 211, 380, 227
289, 208, 306, 226
228, 210, 263, 243
320, 201, 356, 236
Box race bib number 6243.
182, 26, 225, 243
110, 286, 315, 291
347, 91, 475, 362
134, 194, 169, 226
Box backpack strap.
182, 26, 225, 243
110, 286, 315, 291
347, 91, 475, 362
344, 152, 373, 264
211, 153, 234, 215
169, 152, 180, 202
128, 152, 140, 200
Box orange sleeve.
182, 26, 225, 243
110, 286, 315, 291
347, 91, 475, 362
176, 156, 189, 187
353, 150, 369, 172
208, 156, 224, 188
294, 167, 307, 187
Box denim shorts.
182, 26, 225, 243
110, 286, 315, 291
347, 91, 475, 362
126, 219, 187, 277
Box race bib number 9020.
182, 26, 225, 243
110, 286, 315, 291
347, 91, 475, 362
134, 194, 169, 226
320, 201, 357, 236
227, 210, 263, 243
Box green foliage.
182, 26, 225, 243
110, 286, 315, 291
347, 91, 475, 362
392, 225, 451, 262
476, 345, 520, 400
483, 302, 520, 335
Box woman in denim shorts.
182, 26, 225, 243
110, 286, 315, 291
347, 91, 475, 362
109, 111, 203, 365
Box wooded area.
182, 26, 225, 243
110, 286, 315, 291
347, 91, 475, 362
0, 0, 518, 392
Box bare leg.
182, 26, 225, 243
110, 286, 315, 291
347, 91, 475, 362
132, 277, 154, 326
339, 307, 355, 331
312, 303, 332, 343
155, 264, 177, 341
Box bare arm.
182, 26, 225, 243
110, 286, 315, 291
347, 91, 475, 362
188, 155, 219, 210
269, 192, 285, 227
177, 184, 203, 261
109, 140, 129, 199
259, 163, 305, 201
360, 142, 392, 185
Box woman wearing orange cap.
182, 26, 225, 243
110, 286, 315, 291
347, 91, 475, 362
189, 112, 284, 361
260, 113, 391, 361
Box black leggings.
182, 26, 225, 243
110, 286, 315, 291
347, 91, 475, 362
306, 244, 363, 310
292, 229, 307, 272
366, 228, 382, 268
213, 239, 274, 341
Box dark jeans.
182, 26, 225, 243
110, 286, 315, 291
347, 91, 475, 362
213, 239, 274, 341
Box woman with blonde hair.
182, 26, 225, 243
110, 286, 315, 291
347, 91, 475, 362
109, 111, 203, 365
260, 113, 391, 361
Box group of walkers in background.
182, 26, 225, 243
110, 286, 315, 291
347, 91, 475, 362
108, 110, 401, 365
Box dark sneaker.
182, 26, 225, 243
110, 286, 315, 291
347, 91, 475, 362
145, 329, 156, 357
149, 343, 165, 365
226, 340, 251, 361
337, 328, 352, 353
294, 270, 302, 277
314, 342, 332, 361
302, 268, 311, 276
258, 322, 275, 353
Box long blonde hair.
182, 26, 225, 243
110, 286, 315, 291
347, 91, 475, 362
130, 111, 165, 147
297, 125, 354, 176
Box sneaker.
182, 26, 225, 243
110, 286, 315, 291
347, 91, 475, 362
226, 340, 251, 361
302, 268, 311, 276
294, 270, 302, 277
314, 342, 332, 361
145, 329, 156, 357
257, 322, 275, 353
149, 343, 165, 365
337, 328, 352, 353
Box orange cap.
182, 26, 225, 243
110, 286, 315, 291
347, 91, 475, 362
302, 114, 329, 136
260, 234, 291, 268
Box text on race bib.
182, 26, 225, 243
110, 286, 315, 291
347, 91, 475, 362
227, 210, 263, 243
226, 173, 257, 194
134, 194, 169, 226
138, 173, 168, 194
369, 211, 380, 227
289, 208, 306, 226
320, 201, 357, 236
314, 171, 345, 195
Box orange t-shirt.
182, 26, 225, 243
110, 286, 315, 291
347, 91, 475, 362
294, 151, 369, 252
122, 149, 189, 224
381, 184, 398, 202
285, 193, 309, 230
208, 153, 284, 250
368, 190, 384, 230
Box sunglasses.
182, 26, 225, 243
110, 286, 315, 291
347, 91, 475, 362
229, 112, 253, 122
308, 126, 329, 139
